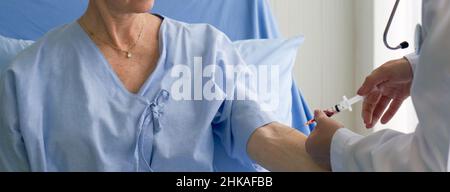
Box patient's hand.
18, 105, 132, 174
305, 110, 344, 170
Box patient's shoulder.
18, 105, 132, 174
6, 23, 81, 75
162, 17, 233, 44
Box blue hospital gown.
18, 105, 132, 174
0, 17, 275, 171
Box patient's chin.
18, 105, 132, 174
107, 0, 154, 14
129, 0, 154, 13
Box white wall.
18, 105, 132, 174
353, 0, 375, 135
268, 0, 356, 131
269, 0, 420, 134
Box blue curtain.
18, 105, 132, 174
0, 0, 89, 40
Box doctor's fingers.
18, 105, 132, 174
362, 91, 382, 127
366, 96, 391, 128
358, 68, 389, 96
381, 98, 404, 124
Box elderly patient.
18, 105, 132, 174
0, 0, 324, 171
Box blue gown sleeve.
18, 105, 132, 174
211, 34, 276, 166
213, 99, 275, 166
0, 70, 30, 171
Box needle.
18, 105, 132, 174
304, 95, 364, 126
304, 110, 336, 126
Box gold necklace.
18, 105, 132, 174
79, 17, 145, 59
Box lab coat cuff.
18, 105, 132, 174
404, 53, 419, 74
330, 128, 363, 172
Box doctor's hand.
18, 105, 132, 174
358, 58, 413, 129
305, 110, 344, 170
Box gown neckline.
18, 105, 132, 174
74, 14, 168, 102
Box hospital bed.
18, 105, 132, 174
0, 0, 314, 171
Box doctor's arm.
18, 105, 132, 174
247, 122, 328, 172
305, 54, 448, 171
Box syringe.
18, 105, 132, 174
305, 95, 364, 126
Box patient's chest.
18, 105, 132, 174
20, 75, 225, 171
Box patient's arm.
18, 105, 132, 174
247, 122, 328, 172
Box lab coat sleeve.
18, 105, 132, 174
0, 70, 30, 171
330, 128, 363, 171
404, 53, 419, 73
331, 124, 447, 171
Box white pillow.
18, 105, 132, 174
233, 36, 304, 126
0, 35, 34, 73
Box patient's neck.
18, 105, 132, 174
78, 1, 147, 50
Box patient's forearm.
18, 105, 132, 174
247, 122, 328, 172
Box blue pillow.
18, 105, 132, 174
233, 36, 304, 126
0, 35, 34, 73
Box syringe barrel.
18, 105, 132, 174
348, 95, 364, 105
337, 95, 364, 112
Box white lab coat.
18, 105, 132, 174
331, 0, 450, 172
